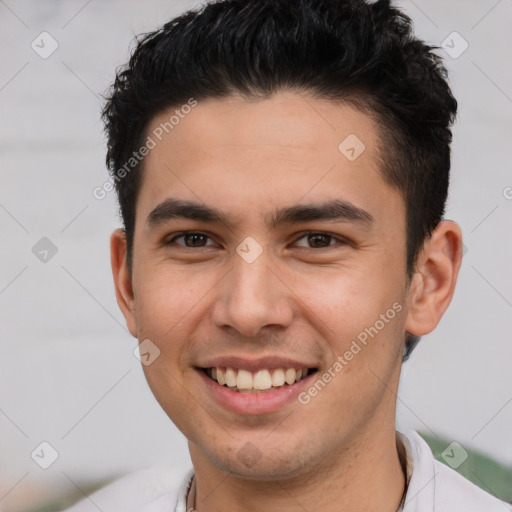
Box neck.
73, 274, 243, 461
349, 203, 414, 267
188, 423, 406, 512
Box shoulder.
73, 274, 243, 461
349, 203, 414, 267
400, 430, 510, 512
432, 458, 509, 511
59, 464, 193, 512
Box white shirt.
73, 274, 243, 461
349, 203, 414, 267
60, 430, 509, 512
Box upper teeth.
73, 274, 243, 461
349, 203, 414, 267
209, 367, 309, 391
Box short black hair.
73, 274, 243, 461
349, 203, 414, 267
103, 0, 457, 281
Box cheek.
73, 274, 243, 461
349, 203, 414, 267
293, 264, 403, 336
134, 269, 203, 419
134, 264, 208, 340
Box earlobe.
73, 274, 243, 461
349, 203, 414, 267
405, 220, 463, 338
110, 229, 138, 338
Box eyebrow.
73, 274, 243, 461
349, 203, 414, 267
146, 198, 374, 230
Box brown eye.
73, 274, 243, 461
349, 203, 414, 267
183, 233, 208, 247
307, 233, 332, 248
168, 232, 215, 248
294, 232, 343, 249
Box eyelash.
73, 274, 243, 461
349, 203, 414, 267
165, 231, 348, 250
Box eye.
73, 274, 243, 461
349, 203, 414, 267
294, 232, 346, 249
166, 232, 217, 248
164, 231, 347, 250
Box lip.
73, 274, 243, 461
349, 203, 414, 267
197, 367, 318, 415
196, 355, 317, 372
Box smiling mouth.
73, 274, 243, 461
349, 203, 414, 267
202, 366, 318, 393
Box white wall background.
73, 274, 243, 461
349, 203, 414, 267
0, 0, 511, 510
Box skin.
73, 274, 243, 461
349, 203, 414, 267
111, 91, 463, 512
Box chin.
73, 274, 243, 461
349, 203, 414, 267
220, 459, 307, 481
204, 440, 314, 481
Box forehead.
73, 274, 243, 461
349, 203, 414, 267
145, 92, 378, 166
136, 92, 403, 233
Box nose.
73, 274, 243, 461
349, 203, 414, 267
211, 250, 294, 338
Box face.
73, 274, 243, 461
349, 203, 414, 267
114, 92, 414, 479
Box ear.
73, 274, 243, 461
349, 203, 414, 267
110, 229, 138, 338
405, 220, 463, 337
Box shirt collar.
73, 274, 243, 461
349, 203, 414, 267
174, 468, 194, 512
399, 430, 436, 511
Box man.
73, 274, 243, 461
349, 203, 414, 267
65, 0, 508, 510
